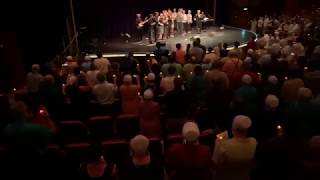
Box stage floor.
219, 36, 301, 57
94, 26, 257, 57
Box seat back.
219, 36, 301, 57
115, 114, 139, 139
59, 121, 89, 144
87, 116, 115, 140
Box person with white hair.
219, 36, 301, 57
212, 115, 257, 180
130, 135, 150, 166
166, 121, 212, 180
256, 95, 282, 141
27, 64, 43, 94
127, 135, 161, 180
143, 73, 158, 96
234, 74, 259, 119
120, 74, 141, 114
139, 89, 161, 137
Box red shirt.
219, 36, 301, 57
166, 144, 212, 180
175, 49, 186, 64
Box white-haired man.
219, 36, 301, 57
213, 115, 257, 180
166, 121, 212, 180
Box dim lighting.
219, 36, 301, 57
12, 88, 16, 92
177, 75, 181, 79
304, 67, 308, 70
39, 109, 45, 114
277, 125, 282, 130
243, 8, 248, 11
138, 92, 140, 96
137, 63, 140, 67
284, 76, 288, 80
190, 72, 193, 75
206, 70, 209, 73
113, 74, 116, 78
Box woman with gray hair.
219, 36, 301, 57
126, 135, 163, 180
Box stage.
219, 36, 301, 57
89, 25, 257, 58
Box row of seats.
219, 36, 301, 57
59, 114, 140, 144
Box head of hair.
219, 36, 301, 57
156, 42, 161, 49
265, 95, 280, 110
97, 52, 103, 58
232, 115, 252, 136
182, 121, 200, 143
208, 47, 213, 53
176, 43, 182, 50
186, 44, 191, 50
96, 72, 106, 83
143, 89, 154, 100
196, 38, 201, 44
130, 135, 149, 156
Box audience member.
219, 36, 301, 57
213, 115, 257, 180
92, 72, 117, 105
120, 74, 141, 114
139, 90, 161, 137
166, 122, 212, 180
175, 43, 186, 65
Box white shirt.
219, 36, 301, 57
93, 82, 117, 104
94, 58, 111, 74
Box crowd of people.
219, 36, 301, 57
136, 8, 207, 43
0, 6, 320, 180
